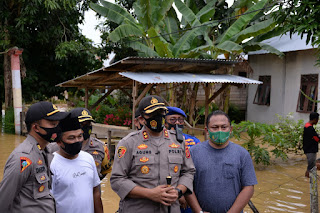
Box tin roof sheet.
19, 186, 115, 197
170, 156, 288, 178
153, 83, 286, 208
119, 72, 262, 84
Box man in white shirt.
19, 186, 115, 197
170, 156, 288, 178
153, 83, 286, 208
50, 113, 103, 213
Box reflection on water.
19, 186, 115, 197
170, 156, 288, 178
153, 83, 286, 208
0, 133, 317, 213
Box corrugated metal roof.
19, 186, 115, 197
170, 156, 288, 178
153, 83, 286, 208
57, 57, 241, 89
248, 33, 314, 55
119, 72, 262, 84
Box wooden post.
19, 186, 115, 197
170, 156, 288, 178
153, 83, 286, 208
132, 80, 138, 129
310, 166, 319, 213
204, 83, 209, 141
85, 87, 89, 109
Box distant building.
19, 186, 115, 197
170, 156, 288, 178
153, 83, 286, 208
247, 33, 318, 123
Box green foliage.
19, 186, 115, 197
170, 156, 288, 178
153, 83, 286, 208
233, 113, 305, 165
0, 0, 101, 102
2, 107, 15, 134
274, 0, 320, 62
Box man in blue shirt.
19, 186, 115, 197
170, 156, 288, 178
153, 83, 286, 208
186, 110, 257, 213
165, 107, 201, 213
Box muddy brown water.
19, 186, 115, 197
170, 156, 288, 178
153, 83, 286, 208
0, 133, 317, 212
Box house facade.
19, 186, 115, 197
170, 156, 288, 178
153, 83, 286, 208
247, 34, 319, 123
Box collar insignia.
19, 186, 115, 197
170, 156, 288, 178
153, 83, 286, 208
142, 131, 149, 140
164, 129, 169, 138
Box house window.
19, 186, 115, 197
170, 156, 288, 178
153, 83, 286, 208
253, 76, 271, 106
297, 74, 318, 113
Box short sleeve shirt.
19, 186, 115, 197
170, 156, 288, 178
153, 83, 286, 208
190, 141, 257, 213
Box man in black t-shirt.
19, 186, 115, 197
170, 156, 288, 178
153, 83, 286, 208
303, 112, 320, 178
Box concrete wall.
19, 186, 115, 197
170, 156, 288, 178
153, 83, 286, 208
247, 49, 320, 124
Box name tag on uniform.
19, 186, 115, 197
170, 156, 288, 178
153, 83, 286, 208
169, 149, 181, 154
36, 166, 46, 173
136, 150, 152, 155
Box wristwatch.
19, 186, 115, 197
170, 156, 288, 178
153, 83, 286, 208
175, 188, 183, 199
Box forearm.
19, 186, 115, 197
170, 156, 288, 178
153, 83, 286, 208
176, 184, 187, 194
93, 185, 103, 213
127, 185, 153, 199
227, 185, 254, 213
185, 192, 202, 213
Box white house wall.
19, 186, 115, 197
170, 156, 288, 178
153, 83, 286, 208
247, 49, 320, 124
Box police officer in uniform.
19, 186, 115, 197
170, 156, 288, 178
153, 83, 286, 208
47, 107, 112, 180
0, 101, 68, 212
110, 95, 196, 213
70, 107, 112, 180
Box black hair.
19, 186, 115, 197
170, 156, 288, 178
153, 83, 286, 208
310, 112, 319, 121
206, 110, 231, 127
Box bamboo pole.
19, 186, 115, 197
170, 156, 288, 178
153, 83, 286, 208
310, 166, 318, 213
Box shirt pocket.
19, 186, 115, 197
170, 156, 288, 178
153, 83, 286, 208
223, 163, 236, 179
33, 172, 50, 199
168, 156, 183, 177
134, 155, 155, 178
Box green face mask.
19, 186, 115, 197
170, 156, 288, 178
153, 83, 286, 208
208, 130, 230, 145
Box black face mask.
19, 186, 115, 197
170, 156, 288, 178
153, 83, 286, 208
61, 140, 83, 156
36, 125, 61, 143
144, 114, 165, 132
167, 123, 184, 131
81, 125, 92, 140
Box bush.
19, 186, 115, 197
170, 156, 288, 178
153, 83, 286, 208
2, 107, 15, 134
233, 113, 305, 165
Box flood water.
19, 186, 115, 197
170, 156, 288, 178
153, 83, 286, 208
0, 132, 317, 212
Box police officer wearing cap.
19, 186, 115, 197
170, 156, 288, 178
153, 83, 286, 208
165, 107, 201, 213
110, 95, 196, 213
70, 107, 112, 180
0, 101, 68, 212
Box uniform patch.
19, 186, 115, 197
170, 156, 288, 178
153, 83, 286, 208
37, 159, 43, 165
138, 144, 148, 149
95, 161, 100, 166
92, 151, 99, 155
142, 131, 149, 140
141, 165, 150, 174
38, 185, 45, 192
36, 166, 45, 173
164, 129, 169, 138
169, 143, 180, 148
185, 145, 190, 158
20, 157, 32, 173
139, 157, 149, 163
37, 145, 41, 150
174, 165, 179, 173
117, 146, 127, 158
40, 175, 46, 181
150, 120, 157, 128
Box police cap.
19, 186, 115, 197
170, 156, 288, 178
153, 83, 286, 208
138, 95, 167, 115
25, 101, 68, 125
70, 107, 94, 123
166, 107, 187, 117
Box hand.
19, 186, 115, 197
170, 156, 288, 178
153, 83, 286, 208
178, 196, 188, 209
148, 185, 178, 206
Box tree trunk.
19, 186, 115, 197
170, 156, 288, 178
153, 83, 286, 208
188, 83, 199, 127
4, 53, 13, 109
